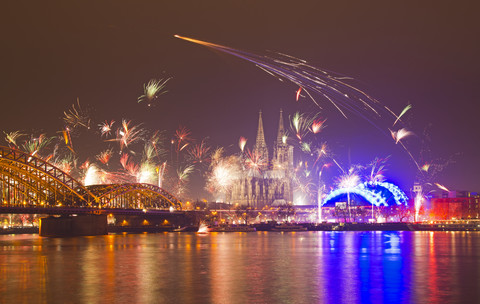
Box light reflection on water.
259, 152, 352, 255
1, 231, 480, 303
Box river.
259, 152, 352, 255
1, 231, 479, 303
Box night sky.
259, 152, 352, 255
1, 1, 479, 197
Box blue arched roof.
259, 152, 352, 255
322, 181, 408, 207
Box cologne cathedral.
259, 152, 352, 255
229, 110, 294, 208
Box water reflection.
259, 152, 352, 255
1, 231, 480, 303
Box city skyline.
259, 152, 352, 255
1, 1, 479, 194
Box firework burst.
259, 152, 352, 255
63, 99, 91, 130
176, 35, 430, 175
239, 136, 247, 152
173, 164, 195, 197
392, 104, 412, 126
338, 167, 361, 189
244, 148, 267, 174
310, 118, 326, 134
52, 154, 76, 174
187, 138, 211, 165
138, 78, 171, 106
174, 126, 192, 152
290, 112, 318, 142
114, 120, 146, 151
138, 161, 157, 184
435, 183, 449, 192
390, 128, 414, 144
83, 163, 105, 186
175, 35, 400, 124
3, 131, 24, 148
99, 120, 115, 137
22, 134, 54, 159
206, 149, 241, 195
96, 149, 113, 165
366, 157, 389, 183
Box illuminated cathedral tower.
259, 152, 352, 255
230, 109, 293, 208
253, 110, 269, 164
272, 109, 293, 173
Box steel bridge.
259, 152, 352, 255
0, 146, 183, 215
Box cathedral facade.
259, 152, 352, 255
229, 110, 294, 208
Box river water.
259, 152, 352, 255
1, 231, 479, 303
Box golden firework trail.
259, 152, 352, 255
176, 35, 425, 172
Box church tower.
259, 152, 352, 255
273, 109, 293, 171
253, 110, 269, 163
272, 109, 294, 204
229, 109, 294, 207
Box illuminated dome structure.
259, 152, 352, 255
322, 181, 409, 207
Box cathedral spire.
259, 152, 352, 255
254, 110, 268, 162
255, 110, 266, 147
276, 109, 285, 145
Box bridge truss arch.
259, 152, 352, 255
0, 146, 97, 207
0, 146, 182, 211
85, 184, 182, 210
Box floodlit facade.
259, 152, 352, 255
230, 110, 294, 208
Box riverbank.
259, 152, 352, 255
3, 221, 480, 235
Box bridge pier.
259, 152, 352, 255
39, 214, 107, 237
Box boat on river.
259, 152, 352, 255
271, 223, 308, 232
408, 220, 480, 231
197, 223, 209, 234
207, 225, 256, 232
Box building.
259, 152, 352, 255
430, 191, 480, 220
229, 110, 294, 208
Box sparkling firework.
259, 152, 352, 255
319, 163, 332, 178
421, 163, 430, 172
84, 163, 104, 186
187, 138, 211, 164
96, 149, 113, 165
115, 120, 146, 151
174, 164, 195, 196
310, 118, 326, 134
22, 134, 53, 159
138, 78, 171, 106
435, 183, 450, 192
238, 136, 247, 152
300, 142, 312, 154
52, 154, 76, 174
338, 168, 361, 189
414, 192, 423, 222
295, 87, 302, 101
61, 127, 75, 153
244, 148, 267, 174
63, 99, 91, 130
390, 127, 421, 170
366, 157, 389, 183
174, 125, 192, 153
143, 131, 166, 161
175, 35, 399, 123
390, 128, 413, 144
138, 161, 157, 184
176, 35, 427, 174
206, 155, 241, 194
393, 104, 412, 126
120, 153, 139, 178
99, 120, 115, 137
290, 112, 318, 142
3, 131, 24, 148
157, 162, 167, 188
293, 161, 317, 202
